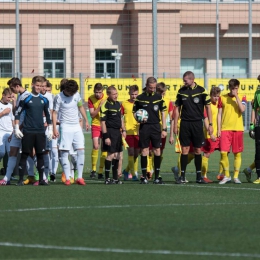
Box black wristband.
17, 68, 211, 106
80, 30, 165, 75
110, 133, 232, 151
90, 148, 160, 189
162, 128, 167, 132
103, 133, 109, 139
209, 123, 213, 126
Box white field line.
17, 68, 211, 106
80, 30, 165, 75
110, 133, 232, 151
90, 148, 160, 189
0, 202, 260, 213
0, 242, 260, 258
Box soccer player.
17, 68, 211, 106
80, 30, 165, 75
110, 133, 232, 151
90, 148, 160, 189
0, 88, 14, 165
14, 76, 52, 186
53, 79, 89, 186
133, 77, 167, 184
100, 86, 126, 184
217, 79, 247, 184
201, 86, 221, 183
174, 71, 213, 184
88, 83, 107, 179
121, 85, 140, 181
0, 78, 31, 185
41, 79, 54, 181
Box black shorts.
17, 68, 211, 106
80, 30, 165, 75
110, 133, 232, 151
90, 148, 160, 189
21, 133, 46, 154
102, 128, 123, 154
179, 120, 204, 148
139, 123, 161, 149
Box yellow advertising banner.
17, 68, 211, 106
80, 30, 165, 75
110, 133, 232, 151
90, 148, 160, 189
0, 77, 258, 102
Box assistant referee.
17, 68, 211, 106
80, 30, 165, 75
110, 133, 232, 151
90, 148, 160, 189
133, 77, 167, 184
174, 71, 213, 184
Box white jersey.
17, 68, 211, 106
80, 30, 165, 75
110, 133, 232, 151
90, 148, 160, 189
16, 90, 30, 125
53, 92, 82, 125
0, 102, 14, 132
42, 91, 53, 123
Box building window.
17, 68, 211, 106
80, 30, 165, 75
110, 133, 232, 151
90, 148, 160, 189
0, 49, 14, 78
180, 58, 205, 78
44, 49, 65, 78
95, 49, 116, 78
222, 58, 248, 78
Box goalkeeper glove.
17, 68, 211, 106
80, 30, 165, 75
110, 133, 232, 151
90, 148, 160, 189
46, 125, 53, 141
249, 123, 255, 139
14, 124, 23, 139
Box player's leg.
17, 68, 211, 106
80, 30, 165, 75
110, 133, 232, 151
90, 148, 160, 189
123, 135, 134, 181
232, 131, 243, 184
254, 126, 260, 184
90, 137, 99, 178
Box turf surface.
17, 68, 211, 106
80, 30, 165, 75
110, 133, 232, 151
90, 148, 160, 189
0, 133, 259, 260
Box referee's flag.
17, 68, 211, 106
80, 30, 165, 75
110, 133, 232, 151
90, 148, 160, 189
175, 135, 181, 153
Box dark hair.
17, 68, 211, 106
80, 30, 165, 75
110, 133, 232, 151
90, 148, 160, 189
228, 79, 240, 89
257, 75, 260, 81
7, 77, 21, 87
64, 80, 79, 96
60, 78, 68, 92
107, 85, 117, 95
94, 83, 103, 92
46, 80, 52, 88
183, 71, 195, 79
210, 87, 221, 96
156, 82, 167, 93
129, 85, 139, 93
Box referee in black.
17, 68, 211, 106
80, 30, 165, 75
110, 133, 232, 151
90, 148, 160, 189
101, 85, 126, 184
133, 77, 167, 184
174, 71, 213, 184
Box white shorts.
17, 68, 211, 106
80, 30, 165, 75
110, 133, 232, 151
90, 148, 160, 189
59, 123, 84, 151
10, 133, 22, 148
0, 131, 12, 155
45, 127, 52, 151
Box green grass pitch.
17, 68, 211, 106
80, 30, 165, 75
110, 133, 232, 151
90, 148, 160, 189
0, 133, 260, 260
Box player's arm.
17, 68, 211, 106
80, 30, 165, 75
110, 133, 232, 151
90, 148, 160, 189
88, 98, 105, 119
78, 105, 89, 131
52, 110, 59, 138
121, 116, 126, 138
100, 102, 111, 146
43, 99, 53, 141
173, 106, 180, 135
14, 98, 25, 139
205, 104, 213, 135
169, 111, 174, 145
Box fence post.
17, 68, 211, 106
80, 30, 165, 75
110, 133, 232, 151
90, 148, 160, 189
142, 73, 146, 90
79, 73, 84, 102
204, 73, 208, 90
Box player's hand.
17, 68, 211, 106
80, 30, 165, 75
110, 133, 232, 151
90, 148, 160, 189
85, 122, 89, 132
210, 134, 216, 142
169, 136, 174, 145
217, 130, 221, 137
14, 124, 23, 139
1, 108, 11, 116
208, 125, 213, 135
231, 88, 238, 97
161, 130, 167, 139
105, 138, 111, 146
53, 128, 59, 139
122, 131, 126, 139
47, 125, 53, 141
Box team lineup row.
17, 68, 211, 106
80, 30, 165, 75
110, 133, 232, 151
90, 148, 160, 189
0, 72, 258, 186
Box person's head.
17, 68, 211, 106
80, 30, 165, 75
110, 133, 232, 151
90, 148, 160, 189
41, 77, 48, 95
46, 81, 52, 93
156, 82, 167, 97
94, 83, 104, 99
145, 77, 157, 94
257, 75, 260, 82
183, 71, 195, 87
210, 87, 221, 104
60, 78, 68, 92
63, 79, 79, 97
129, 85, 139, 102
228, 78, 240, 96
32, 76, 45, 95
8, 77, 22, 94
1, 88, 12, 104
106, 86, 118, 102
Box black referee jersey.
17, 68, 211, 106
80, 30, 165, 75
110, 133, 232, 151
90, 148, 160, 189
175, 83, 211, 121
133, 92, 166, 124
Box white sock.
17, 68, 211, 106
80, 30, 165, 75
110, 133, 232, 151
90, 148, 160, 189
60, 151, 70, 180
76, 150, 85, 179
51, 148, 59, 175
43, 153, 50, 180
5, 156, 17, 181
27, 156, 35, 177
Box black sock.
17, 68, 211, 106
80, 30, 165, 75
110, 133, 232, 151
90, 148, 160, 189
36, 153, 44, 181
194, 154, 202, 179
112, 159, 119, 180
180, 154, 188, 179
141, 156, 147, 178
105, 160, 111, 179
19, 153, 29, 181
154, 155, 161, 179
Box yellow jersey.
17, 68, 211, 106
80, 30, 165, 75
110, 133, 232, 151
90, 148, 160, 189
121, 99, 139, 135
159, 97, 174, 129
218, 93, 247, 131
88, 93, 107, 126
204, 101, 218, 138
